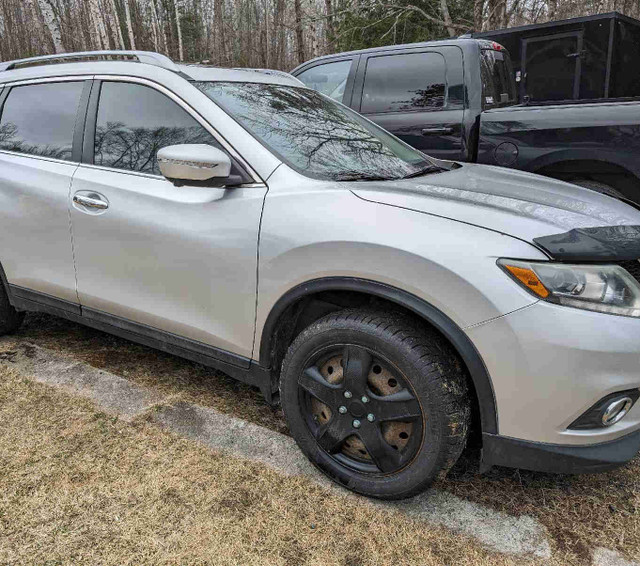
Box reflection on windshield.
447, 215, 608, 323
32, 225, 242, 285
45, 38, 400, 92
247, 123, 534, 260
196, 82, 438, 181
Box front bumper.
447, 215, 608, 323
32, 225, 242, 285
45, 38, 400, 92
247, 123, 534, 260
482, 429, 640, 473
466, 300, 640, 448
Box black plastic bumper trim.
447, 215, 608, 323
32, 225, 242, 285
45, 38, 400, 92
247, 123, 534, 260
481, 429, 640, 474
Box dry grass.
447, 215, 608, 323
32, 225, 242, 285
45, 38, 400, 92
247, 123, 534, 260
441, 455, 640, 564
9, 312, 640, 564
15, 313, 288, 434
0, 363, 542, 566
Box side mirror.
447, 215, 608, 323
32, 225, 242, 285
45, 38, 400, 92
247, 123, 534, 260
157, 144, 241, 187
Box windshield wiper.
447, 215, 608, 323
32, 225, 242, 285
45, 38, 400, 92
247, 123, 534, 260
399, 165, 444, 180
333, 172, 396, 182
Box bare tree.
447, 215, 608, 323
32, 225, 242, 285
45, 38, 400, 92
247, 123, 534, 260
173, 0, 184, 61
38, 0, 64, 53
294, 0, 305, 65
0, 0, 638, 72
123, 0, 136, 49
440, 0, 456, 37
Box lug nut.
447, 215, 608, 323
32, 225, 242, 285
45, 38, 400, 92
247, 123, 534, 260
353, 419, 361, 428
344, 390, 353, 399
361, 395, 369, 403
367, 413, 375, 422
338, 406, 347, 414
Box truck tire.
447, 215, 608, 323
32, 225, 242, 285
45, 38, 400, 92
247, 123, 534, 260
279, 309, 471, 500
572, 179, 626, 200
0, 283, 23, 335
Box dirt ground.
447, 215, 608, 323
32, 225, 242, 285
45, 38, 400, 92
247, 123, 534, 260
0, 360, 550, 566
8, 312, 640, 565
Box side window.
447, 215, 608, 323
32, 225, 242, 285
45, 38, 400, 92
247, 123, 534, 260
94, 82, 223, 175
0, 81, 84, 161
361, 52, 446, 114
296, 60, 352, 102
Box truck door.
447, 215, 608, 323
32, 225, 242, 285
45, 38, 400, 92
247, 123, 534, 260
351, 46, 465, 161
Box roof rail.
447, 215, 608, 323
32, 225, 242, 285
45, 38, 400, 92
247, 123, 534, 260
231, 67, 305, 85
0, 50, 180, 73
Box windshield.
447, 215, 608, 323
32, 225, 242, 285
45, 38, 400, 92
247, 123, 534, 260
480, 49, 517, 108
195, 82, 440, 181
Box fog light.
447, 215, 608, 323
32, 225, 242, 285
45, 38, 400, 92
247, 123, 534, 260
569, 389, 640, 430
602, 397, 634, 426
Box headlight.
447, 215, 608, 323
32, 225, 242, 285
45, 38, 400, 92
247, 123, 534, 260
497, 259, 640, 317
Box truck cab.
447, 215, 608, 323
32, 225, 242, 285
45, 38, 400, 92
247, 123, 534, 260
292, 39, 515, 163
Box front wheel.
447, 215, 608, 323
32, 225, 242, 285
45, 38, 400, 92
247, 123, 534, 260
279, 309, 471, 500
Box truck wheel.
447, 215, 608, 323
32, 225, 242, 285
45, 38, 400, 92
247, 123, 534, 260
572, 179, 626, 200
279, 309, 470, 499
0, 283, 23, 335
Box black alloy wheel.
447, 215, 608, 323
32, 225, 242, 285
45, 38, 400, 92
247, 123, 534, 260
280, 309, 471, 499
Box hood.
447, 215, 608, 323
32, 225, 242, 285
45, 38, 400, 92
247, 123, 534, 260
350, 163, 640, 249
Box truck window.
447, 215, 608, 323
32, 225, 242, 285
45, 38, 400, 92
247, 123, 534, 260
480, 49, 516, 108
296, 60, 352, 102
361, 52, 446, 114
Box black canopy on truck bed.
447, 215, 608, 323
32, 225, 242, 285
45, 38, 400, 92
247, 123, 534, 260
472, 11, 640, 104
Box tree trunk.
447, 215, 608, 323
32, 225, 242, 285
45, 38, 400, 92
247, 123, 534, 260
89, 0, 109, 49
108, 0, 126, 49
474, 0, 484, 32
38, 0, 64, 53
214, 0, 225, 65
324, 0, 335, 51
149, 0, 159, 51
440, 0, 456, 37
123, 0, 136, 49
150, 0, 166, 53
173, 0, 184, 61
294, 0, 305, 64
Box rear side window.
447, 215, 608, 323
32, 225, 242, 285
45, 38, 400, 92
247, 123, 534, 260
94, 82, 220, 175
0, 81, 84, 161
480, 49, 516, 108
296, 60, 352, 102
361, 52, 446, 114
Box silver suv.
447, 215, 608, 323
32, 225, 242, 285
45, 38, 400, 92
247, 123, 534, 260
2, 50, 640, 500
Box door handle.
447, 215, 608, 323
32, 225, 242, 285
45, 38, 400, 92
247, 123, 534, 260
422, 127, 454, 135
73, 194, 109, 210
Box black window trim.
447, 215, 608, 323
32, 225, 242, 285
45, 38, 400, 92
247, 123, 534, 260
81, 75, 259, 184
0, 76, 92, 165
354, 48, 450, 116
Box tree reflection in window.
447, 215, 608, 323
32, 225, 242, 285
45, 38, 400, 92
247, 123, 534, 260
94, 82, 220, 175
0, 81, 84, 161
196, 82, 437, 181
361, 53, 446, 114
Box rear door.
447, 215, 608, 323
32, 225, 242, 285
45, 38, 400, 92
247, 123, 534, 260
0, 79, 88, 305
351, 47, 465, 160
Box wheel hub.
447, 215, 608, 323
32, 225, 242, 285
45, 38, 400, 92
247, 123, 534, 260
348, 400, 366, 418
307, 349, 421, 468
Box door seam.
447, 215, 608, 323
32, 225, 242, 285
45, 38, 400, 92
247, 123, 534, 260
67, 164, 82, 306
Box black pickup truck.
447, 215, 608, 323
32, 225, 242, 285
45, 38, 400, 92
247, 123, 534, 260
291, 38, 640, 200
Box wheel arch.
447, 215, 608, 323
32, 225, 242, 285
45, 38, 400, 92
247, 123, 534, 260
259, 277, 498, 435
526, 153, 640, 197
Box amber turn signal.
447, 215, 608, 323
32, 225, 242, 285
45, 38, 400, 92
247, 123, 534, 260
501, 264, 550, 298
